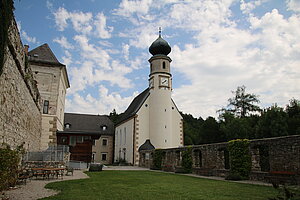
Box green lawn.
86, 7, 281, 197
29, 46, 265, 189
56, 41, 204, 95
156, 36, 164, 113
42, 171, 277, 200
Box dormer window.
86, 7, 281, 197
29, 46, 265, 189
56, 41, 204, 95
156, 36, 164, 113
65, 123, 71, 129
101, 125, 107, 131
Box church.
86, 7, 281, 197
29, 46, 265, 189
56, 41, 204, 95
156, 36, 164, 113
114, 32, 183, 165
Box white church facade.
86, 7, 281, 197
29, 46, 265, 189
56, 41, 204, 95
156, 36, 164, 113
114, 33, 183, 165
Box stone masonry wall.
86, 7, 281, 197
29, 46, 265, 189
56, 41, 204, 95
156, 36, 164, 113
0, 19, 41, 151
139, 135, 300, 182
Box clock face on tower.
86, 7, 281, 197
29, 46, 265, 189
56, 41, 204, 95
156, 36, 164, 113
160, 77, 169, 87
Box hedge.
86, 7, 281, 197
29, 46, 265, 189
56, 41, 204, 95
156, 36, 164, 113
227, 139, 251, 180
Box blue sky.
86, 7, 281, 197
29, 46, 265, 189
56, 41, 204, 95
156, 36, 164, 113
14, 0, 300, 119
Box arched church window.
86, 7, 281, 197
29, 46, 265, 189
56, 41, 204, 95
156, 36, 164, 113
162, 61, 166, 69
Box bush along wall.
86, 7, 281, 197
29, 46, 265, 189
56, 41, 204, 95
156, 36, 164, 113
0, 143, 23, 191
227, 139, 251, 180
181, 146, 193, 173
151, 149, 163, 170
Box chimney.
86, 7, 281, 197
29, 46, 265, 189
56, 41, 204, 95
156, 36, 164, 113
24, 45, 29, 55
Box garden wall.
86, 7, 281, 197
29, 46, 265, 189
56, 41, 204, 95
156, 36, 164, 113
139, 135, 300, 182
0, 19, 41, 151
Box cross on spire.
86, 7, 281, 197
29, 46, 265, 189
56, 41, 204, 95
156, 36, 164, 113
159, 27, 162, 37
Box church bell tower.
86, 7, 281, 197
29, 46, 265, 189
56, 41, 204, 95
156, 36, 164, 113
148, 30, 173, 148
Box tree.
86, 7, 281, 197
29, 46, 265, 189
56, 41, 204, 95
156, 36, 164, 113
256, 105, 288, 138
201, 117, 224, 144
182, 113, 204, 145
219, 112, 259, 141
219, 85, 261, 118
108, 109, 120, 125
286, 98, 300, 135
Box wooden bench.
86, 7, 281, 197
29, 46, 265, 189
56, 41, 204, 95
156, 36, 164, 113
265, 171, 299, 186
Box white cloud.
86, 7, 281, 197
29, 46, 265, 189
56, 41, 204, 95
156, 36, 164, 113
53, 7, 93, 34
62, 50, 72, 66
21, 30, 37, 44
122, 43, 130, 60
52, 0, 300, 118
73, 34, 111, 68
66, 85, 139, 115
53, 36, 74, 49
286, 0, 300, 12
53, 7, 70, 31
114, 0, 153, 17
240, 0, 268, 15
94, 12, 113, 39
70, 11, 93, 34
17, 21, 37, 44
170, 5, 300, 118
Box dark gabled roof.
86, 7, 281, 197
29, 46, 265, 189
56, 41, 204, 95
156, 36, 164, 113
138, 139, 155, 151
57, 113, 114, 136
117, 88, 150, 125
28, 43, 64, 66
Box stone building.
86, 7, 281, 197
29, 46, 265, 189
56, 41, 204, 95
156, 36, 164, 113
57, 113, 114, 165
28, 44, 70, 150
0, 19, 41, 151
114, 32, 183, 165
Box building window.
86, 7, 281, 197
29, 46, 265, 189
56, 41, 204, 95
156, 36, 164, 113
102, 138, 107, 146
120, 129, 122, 145
43, 100, 49, 114
60, 136, 68, 145
101, 125, 107, 131
92, 152, 96, 162
77, 136, 83, 143
116, 130, 118, 146
84, 136, 91, 141
70, 136, 76, 146
101, 153, 107, 161
124, 127, 126, 145
92, 139, 96, 146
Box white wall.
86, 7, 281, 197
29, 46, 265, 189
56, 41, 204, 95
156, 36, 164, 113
114, 119, 134, 164
171, 100, 183, 147
135, 97, 150, 165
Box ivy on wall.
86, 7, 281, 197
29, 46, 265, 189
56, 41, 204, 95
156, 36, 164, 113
152, 149, 163, 170
227, 139, 251, 180
0, 0, 14, 75
181, 146, 193, 173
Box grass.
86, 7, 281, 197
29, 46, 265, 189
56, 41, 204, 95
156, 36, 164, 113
41, 170, 277, 200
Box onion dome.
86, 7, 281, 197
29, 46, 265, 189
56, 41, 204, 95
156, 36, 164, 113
138, 139, 155, 151
149, 33, 171, 56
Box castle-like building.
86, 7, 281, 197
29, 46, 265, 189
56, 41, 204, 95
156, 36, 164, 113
114, 33, 183, 165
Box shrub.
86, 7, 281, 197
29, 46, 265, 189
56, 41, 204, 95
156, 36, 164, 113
0, 143, 23, 191
225, 172, 243, 181
89, 163, 103, 172
151, 149, 163, 170
228, 139, 251, 180
181, 147, 193, 173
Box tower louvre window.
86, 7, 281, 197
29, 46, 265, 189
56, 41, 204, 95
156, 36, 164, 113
162, 61, 166, 69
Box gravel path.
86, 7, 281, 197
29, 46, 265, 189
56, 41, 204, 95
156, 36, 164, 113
4, 170, 89, 200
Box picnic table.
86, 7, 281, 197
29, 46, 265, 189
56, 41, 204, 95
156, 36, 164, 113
31, 167, 65, 180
